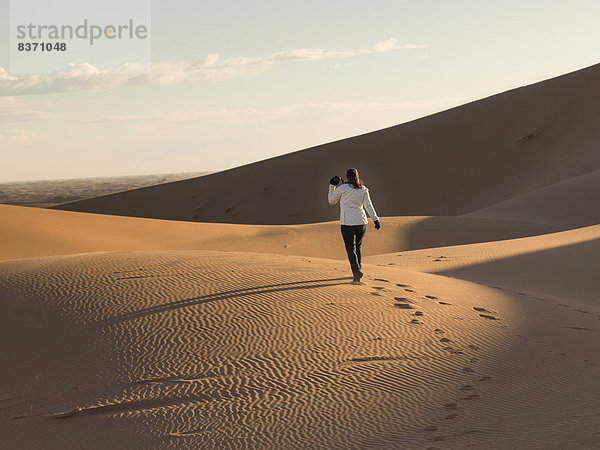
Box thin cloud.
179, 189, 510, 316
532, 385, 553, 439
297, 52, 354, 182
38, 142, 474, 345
186, 38, 424, 71
83, 98, 466, 128
0, 97, 58, 122
0, 129, 39, 142
0, 38, 426, 96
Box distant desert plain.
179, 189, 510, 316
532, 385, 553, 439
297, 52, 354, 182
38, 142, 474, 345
0, 172, 207, 208
1, 64, 599, 449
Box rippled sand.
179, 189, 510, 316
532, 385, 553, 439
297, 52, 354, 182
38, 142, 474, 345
1, 248, 598, 448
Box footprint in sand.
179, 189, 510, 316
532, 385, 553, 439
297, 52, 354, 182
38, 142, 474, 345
462, 367, 476, 373
394, 297, 414, 303
443, 402, 458, 410
564, 326, 597, 332
473, 307, 490, 313
439, 302, 452, 305
461, 394, 480, 400
445, 414, 458, 420
425, 295, 438, 300
374, 278, 389, 282
440, 337, 452, 343
372, 286, 386, 290
414, 311, 424, 316
424, 426, 439, 432
394, 303, 413, 310
468, 345, 480, 351
444, 347, 463, 354
371, 292, 383, 296
434, 329, 444, 334
459, 385, 474, 391
404, 289, 416, 293
410, 319, 422, 325
396, 283, 411, 288
479, 314, 499, 320
479, 376, 492, 381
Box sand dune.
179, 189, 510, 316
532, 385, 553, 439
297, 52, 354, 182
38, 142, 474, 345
1, 251, 598, 448
1, 204, 599, 447
467, 170, 600, 227
0, 204, 558, 262
366, 225, 600, 308
52, 64, 600, 224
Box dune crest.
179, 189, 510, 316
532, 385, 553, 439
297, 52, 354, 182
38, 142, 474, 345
52, 64, 600, 225
0, 204, 558, 262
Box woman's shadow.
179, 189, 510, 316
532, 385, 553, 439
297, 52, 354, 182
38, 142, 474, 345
109, 277, 352, 324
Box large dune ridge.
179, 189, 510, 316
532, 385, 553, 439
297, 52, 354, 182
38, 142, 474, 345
2, 64, 600, 448
0, 204, 558, 262
52, 64, 600, 225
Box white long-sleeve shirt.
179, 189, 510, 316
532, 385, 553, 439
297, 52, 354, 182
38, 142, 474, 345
328, 183, 379, 226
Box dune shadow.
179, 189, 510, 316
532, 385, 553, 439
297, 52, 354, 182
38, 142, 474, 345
435, 237, 600, 304
403, 216, 561, 251
109, 277, 350, 324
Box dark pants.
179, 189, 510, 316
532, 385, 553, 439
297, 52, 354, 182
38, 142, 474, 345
341, 225, 367, 275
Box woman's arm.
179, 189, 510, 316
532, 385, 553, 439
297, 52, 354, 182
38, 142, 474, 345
363, 188, 379, 221
328, 184, 343, 205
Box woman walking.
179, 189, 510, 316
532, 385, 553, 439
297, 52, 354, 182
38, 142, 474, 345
328, 168, 380, 283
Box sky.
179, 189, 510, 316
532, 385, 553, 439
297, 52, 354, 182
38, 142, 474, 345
1, 0, 600, 182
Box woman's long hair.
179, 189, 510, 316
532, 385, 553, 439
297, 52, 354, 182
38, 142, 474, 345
346, 168, 364, 189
